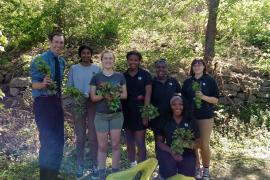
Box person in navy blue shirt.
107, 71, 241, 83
182, 58, 219, 180
30, 32, 65, 180
156, 95, 199, 178
151, 59, 181, 137
122, 50, 152, 167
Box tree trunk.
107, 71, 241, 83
204, 0, 220, 73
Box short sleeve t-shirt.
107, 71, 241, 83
90, 72, 126, 114
151, 77, 181, 121
122, 68, 152, 130
182, 74, 219, 119
67, 63, 101, 97
123, 68, 152, 100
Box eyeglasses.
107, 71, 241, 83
192, 62, 204, 66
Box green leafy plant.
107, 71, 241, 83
63, 87, 87, 118
0, 89, 5, 109
96, 82, 121, 112
192, 81, 202, 109
140, 104, 159, 120
35, 56, 57, 94
171, 128, 194, 155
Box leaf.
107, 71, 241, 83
0, 89, 5, 99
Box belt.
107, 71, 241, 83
97, 110, 121, 115
38, 94, 61, 98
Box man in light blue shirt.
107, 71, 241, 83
30, 31, 65, 180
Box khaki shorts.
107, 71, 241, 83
94, 112, 124, 132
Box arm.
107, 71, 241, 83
144, 84, 152, 105
120, 84, 127, 99
67, 66, 74, 87
30, 58, 51, 90
196, 78, 219, 104
181, 79, 188, 99
32, 77, 51, 89
142, 84, 152, 126
201, 95, 218, 104
90, 85, 104, 102
156, 135, 173, 154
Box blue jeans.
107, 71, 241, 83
33, 96, 64, 179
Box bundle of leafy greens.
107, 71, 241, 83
192, 81, 202, 109
63, 87, 87, 118
140, 104, 159, 120
35, 56, 57, 94
96, 82, 121, 112
171, 128, 194, 155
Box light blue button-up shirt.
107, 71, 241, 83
30, 50, 65, 98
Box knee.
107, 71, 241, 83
98, 143, 107, 153
111, 142, 120, 151
200, 141, 210, 151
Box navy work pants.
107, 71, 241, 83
156, 146, 196, 178
33, 96, 64, 180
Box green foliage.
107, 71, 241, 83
0, 89, 5, 109
192, 81, 202, 109
0, 30, 8, 52
215, 103, 270, 140
0, 89, 4, 100
35, 56, 57, 94
140, 104, 159, 120
171, 128, 194, 155
218, 0, 270, 50
63, 87, 87, 118
96, 81, 121, 112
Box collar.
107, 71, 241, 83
192, 74, 206, 81
47, 49, 59, 59
125, 67, 142, 77
153, 76, 171, 83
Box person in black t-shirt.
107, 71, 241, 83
151, 59, 181, 137
156, 95, 199, 178
122, 50, 152, 166
182, 59, 219, 180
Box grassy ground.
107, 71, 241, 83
1, 121, 270, 180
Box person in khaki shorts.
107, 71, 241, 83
67, 45, 101, 179
90, 50, 127, 180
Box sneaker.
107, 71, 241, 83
202, 167, 210, 180
130, 161, 137, 168
195, 167, 202, 179
76, 165, 84, 179
90, 165, 99, 180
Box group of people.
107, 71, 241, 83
30, 32, 219, 180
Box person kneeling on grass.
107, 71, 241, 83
156, 95, 199, 179
90, 50, 127, 180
